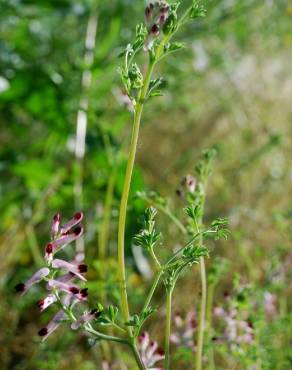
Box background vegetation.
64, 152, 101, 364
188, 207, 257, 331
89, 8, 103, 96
0, 0, 291, 369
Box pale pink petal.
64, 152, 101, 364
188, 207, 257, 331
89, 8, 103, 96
60, 212, 83, 234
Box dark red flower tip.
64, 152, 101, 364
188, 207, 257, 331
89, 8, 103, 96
38, 327, 48, 336
151, 24, 159, 35
73, 226, 82, 236
38, 299, 44, 309
248, 320, 254, 328
80, 288, 88, 297
223, 291, 230, 298
190, 318, 197, 328
53, 213, 61, 222
15, 283, 25, 293
69, 287, 80, 294
46, 243, 53, 254
138, 333, 146, 342
74, 212, 83, 221
211, 336, 218, 342
150, 341, 155, 347
90, 308, 101, 318
78, 264, 88, 273
157, 347, 165, 356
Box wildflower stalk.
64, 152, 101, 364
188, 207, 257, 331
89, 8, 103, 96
130, 341, 147, 370
195, 179, 208, 370
164, 287, 173, 370
117, 37, 167, 335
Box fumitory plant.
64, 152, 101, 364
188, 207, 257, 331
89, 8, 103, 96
15, 1, 229, 369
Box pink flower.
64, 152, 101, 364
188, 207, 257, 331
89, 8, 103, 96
45, 226, 83, 261
60, 212, 83, 234
138, 332, 164, 370
51, 213, 61, 238
52, 258, 87, 281
15, 267, 50, 294
38, 293, 57, 312
47, 279, 81, 295
38, 310, 66, 341
71, 309, 101, 330
170, 310, 197, 351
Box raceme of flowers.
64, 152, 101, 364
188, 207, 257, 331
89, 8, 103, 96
15, 212, 100, 340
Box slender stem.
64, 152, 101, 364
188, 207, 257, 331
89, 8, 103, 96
206, 283, 214, 330
195, 256, 207, 370
141, 270, 164, 313
130, 341, 147, 370
149, 248, 162, 270
117, 61, 155, 335
164, 288, 173, 370
85, 325, 128, 345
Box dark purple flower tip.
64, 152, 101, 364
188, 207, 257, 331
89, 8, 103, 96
223, 291, 230, 298
78, 264, 88, 273
157, 347, 165, 356
73, 226, 82, 236
38, 299, 44, 309
46, 243, 53, 254
53, 213, 61, 222
151, 24, 159, 35
15, 283, 25, 293
74, 212, 83, 221
69, 287, 80, 295
90, 308, 101, 318
138, 332, 146, 341
80, 288, 88, 298
38, 327, 48, 336
190, 318, 197, 328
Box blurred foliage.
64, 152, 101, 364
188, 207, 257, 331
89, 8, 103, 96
0, 0, 291, 369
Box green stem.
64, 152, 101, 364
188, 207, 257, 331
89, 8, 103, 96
142, 270, 164, 313
195, 256, 207, 370
130, 341, 147, 370
117, 60, 155, 335
164, 288, 173, 370
206, 283, 214, 330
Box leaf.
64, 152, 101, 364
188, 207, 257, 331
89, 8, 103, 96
189, 2, 207, 19
164, 42, 185, 56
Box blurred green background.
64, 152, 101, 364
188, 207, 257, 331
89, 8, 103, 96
0, 0, 291, 369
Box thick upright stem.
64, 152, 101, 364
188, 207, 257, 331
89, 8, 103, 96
164, 288, 173, 370
117, 62, 155, 335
